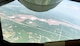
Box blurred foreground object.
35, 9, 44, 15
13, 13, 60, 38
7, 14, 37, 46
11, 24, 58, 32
18, 0, 62, 12
45, 39, 80, 46
71, 0, 80, 2
0, 0, 14, 6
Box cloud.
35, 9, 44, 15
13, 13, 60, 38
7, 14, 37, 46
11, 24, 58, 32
7, 14, 80, 30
